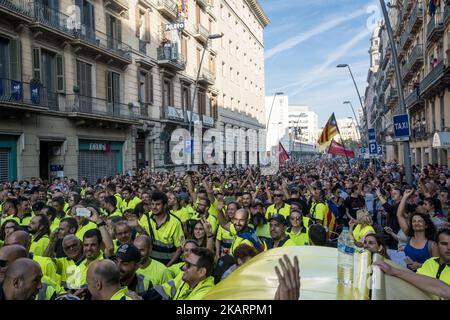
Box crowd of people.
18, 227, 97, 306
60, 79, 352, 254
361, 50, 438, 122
0, 158, 449, 300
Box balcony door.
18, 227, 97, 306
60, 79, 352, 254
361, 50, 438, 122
0, 38, 9, 97
106, 14, 122, 51
75, 0, 95, 42
41, 50, 58, 109
76, 60, 93, 112
35, 0, 59, 27
107, 71, 120, 117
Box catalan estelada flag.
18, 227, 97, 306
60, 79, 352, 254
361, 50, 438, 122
178, 0, 188, 16
318, 113, 338, 145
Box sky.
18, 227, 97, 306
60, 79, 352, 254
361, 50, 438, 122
260, 0, 383, 127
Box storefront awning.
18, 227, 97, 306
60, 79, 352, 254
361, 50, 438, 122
432, 132, 450, 148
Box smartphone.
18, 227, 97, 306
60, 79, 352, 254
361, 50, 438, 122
76, 207, 91, 218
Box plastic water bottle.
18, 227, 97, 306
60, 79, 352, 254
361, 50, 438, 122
337, 227, 355, 286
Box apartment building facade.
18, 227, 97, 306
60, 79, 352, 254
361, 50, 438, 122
365, 0, 450, 167
0, 0, 269, 182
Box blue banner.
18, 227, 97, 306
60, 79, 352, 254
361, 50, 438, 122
30, 83, 41, 105
11, 80, 23, 101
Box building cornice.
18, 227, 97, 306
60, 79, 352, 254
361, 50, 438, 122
244, 0, 270, 27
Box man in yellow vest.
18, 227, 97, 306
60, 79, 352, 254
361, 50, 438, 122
86, 259, 134, 300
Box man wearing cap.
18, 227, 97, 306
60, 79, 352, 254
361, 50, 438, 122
115, 243, 153, 297
265, 214, 297, 249
249, 199, 270, 241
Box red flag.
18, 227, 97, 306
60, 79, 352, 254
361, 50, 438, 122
277, 142, 290, 162
328, 140, 355, 158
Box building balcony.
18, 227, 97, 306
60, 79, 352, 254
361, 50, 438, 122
401, 43, 424, 81
139, 102, 149, 118
194, 24, 209, 43
0, 0, 33, 22
399, 29, 413, 53
163, 106, 185, 123
202, 115, 214, 127
411, 124, 428, 140
66, 94, 139, 125
157, 43, 186, 71
405, 90, 424, 111
196, 0, 208, 8
426, 10, 444, 44
420, 60, 447, 98
104, 0, 129, 16
0, 77, 59, 112
386, 87, 398, 107
408, 2, 424, 34
29, 2, 74, 41
156, 0, 178, 21
72, 26, 132, 67
386, 61, 394, 80
197, 67, 215, 85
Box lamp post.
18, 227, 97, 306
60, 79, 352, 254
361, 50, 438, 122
378, 0, 412, 185
344, 101, 361, 142
337, 64, 367, 142
186, 33, 223, 171
265, 92, 284, 155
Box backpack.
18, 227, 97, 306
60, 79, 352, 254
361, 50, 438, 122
311, 201, 337, 240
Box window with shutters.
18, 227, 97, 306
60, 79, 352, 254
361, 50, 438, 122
106, 14, 122, 50
0, 37, 21, 82
163, 78, 172, 107
182, 84, 190, 112
197, 90, 206, 115
107, 70, 121, 116
181, 36, 188, 64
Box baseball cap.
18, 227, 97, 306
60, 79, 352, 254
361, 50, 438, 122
268, 214, 288, 226
251, 199, 264, 207
116, 244, 141, 263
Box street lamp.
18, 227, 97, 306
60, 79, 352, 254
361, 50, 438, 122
337, 64, 367, 139
187, 33, 223, 170
343, 101, 361, 141
265, 92, 284, 130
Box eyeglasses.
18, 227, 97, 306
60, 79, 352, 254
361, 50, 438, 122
274, 194, 283, 197
63, 243, 79, 251
0, 260, 8, 268
290, 216, 301, 221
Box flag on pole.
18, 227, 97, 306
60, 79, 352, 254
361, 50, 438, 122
178, 0, 188, 16
318, 113, 338, 145
277, 142, 290, 162
328, 139, 355, 158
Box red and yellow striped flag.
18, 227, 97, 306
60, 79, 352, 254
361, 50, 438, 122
318, 113, 338, 145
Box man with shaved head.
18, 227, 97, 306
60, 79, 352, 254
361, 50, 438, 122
5, 230, 59, 286
217, 208, 266, 256
0, 258, 43, 300
134, 235, 171, 286
86, 259, 132, 300
0, 245, 27, 282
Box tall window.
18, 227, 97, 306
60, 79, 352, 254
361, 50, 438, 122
163, 79, 172, 107
197, 90, 206, 115
107, 70, 121, 116
182, 84, 190, 111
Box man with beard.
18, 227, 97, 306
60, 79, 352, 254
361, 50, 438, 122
0, 258, 43, 300
44, 217, 78, 258
217, 208, 265, 256
113, 221, 133, 251
249, 200, 270, 242
106, 183, 123, 211
265, 215, 296, 249
241, 192, 253, 212
28, 214, 51, 256
120, 187, 142, 213
115, 243, 153, 297
134, 235, 171, 286
14, 196, 34, 226
133, 191, 183, 266
417, 229, 450, 285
